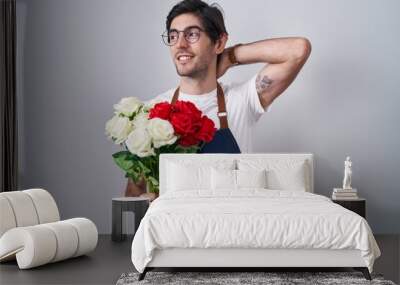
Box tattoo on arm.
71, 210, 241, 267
256, 74, 273, 94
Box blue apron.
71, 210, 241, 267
171, 83, 241, 154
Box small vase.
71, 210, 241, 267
124, 177, 146, 197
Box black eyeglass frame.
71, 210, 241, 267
161, 25, 205, 46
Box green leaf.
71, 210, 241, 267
112, 151, 136, 172
137, 160, 151, 174
148, 176, 159, 186
113, 151, 145, 182
175, 145, 199, 153
146, 179, 159, 193
127, 172, 141, 182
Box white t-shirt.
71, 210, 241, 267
147, 74, 271, 153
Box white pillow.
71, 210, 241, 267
211, 168, 236, 190
167, 162, 209, 191
211, 168, 267, 190
268, 163, 307, 191
236, 169, 267, 188
167, 160, 235, 192
237, 159, 308, 191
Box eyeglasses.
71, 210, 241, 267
161, 26, 204, 46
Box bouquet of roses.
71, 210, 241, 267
105, 97, 216, 194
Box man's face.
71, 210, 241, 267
169, 13, 216, 79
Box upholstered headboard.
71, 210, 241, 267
159, 153, 314, 195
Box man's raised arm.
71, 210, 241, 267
220, 37, 312, 109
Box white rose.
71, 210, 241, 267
147, 118, 177, 148
125, 127, 155, 157
132, 111, 149, 129
113, 97, 143, 117
105, 115, 118, 137
105, 115, 132, 144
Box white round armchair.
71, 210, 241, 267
0, 188, 98, 269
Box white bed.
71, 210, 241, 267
131, 153, 380, 280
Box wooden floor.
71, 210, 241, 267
0, 234, 398, 285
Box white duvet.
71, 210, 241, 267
131, 189, 380, 273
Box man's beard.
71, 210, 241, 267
175, 57, 209, 78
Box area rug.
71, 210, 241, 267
116, 271, 396, 285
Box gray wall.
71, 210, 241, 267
16, 0, 400, 234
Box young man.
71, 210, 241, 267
149, 0, 311, 154
127, 0, 311, 197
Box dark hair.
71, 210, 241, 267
166, 0, 227, 44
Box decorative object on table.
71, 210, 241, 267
0, 189, 98, 269
116, 271, 394, 285
112, 197, 150, 242
332, 187, 359, 200
332, 156, 359, 200
105, 97, 217, 195
343, 156, 353, 189
332, 198, 366, 218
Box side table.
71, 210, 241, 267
332, 198, 366, 218
112, 197, 150, 242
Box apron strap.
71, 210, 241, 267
171, 87, 179, 104
216, 83, 228, 129
171, 83, 228, 129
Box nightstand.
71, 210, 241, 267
332, 198, 366, 218
112, 197, 150, 242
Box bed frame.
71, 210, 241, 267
138, 153, 371, 280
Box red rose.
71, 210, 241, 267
174, 101, 201, 121
195, 116, 216, 142
149, 102, 171, 120
170, 112, 194, 136
175, 101, 204, 134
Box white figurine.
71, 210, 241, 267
342, 156, 352, 189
